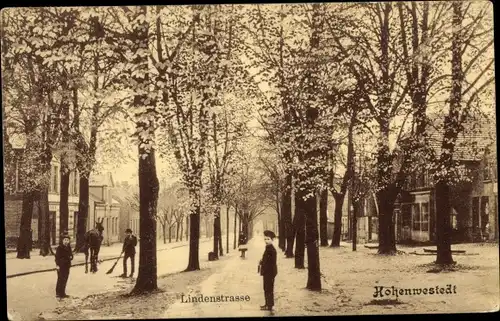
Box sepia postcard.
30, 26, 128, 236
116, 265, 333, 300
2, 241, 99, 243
2, 2, 498, 320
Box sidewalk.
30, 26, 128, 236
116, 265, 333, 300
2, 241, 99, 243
164, 237, 273, 318
6, 237, 211, 278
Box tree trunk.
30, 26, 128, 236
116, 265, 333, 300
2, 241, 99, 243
352, 200, 359, 252
305, 191, 321, 290
433, 1, 463, 266
331, 193, 345, 247
213, 214, 220, 260
226, 205, 230, 253
219, 226, 224, 256
242, 214, 248, 240
185, 214, 189, 240
75, 174, 89, 252
39, 187, 54, 256
218, 212, 224, 256
435, 181, 454, 264
163, 224, 166, 244
185, 201, 201, 271
376, 189, 397, 255
17, 190, 36, 259
169, 225, 172, 243
176, 221, 180, 242
319, 189, 328, 246
59, 165, 70, 241
132, 146, 159, 294
233, 205, 238, 249
294, 192, 306, 269
180, 218, 184, 241
278, 195, 285, 251
283, 174, 294, 257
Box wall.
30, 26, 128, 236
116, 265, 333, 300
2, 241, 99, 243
4, 199, 22, 242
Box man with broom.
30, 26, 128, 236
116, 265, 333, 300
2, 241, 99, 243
119, 228, 137, 278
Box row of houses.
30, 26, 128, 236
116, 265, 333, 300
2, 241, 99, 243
334, 129, 498, 245
4, 149, 200, 249
3, 133, 142, 247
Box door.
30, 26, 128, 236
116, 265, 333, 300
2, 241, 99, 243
472, 197, 480, 241
401, 204, 412, 241
481, 196, 490, 240
50, 211, 56, 245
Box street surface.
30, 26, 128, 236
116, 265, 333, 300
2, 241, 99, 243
7, 238, 214, 321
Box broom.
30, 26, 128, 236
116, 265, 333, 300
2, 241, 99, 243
106, 251, 124, 274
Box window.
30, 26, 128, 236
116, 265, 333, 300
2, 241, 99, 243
421, 203, 429, 232
402, 204, 411, 227
412, 203, 420, 230
483, 160, 491, 181
410, 174, 417, 189
52, 166, 59, 193
49, 166, 53, 193
69, 171, 74, 195
423, 170, 429, 187
412, 203, 430, 232
73, 171, 78, 195
417, 172, 425, 188
451, 208, 458, 230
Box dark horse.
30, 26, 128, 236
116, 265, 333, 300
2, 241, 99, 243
83, 218, 104, 274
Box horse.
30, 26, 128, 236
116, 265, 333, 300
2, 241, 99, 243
83, 218, 105, 274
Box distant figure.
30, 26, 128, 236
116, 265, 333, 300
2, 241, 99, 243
484, 222, 490, 241
120, 228, 137, 278
238, 231, 248, 258
258, 230, 277, 311
55, 232, 73, 299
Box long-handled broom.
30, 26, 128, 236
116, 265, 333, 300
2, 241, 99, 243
106, 251, 124, 274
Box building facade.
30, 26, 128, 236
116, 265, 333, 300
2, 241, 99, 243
4, 154, 80, 246
88, 173, 121, 245
4, 147, 122, 247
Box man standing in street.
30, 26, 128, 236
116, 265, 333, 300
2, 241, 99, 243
258, 230, 278, 311
120, 228, 137, 278
55, 232, 73, 298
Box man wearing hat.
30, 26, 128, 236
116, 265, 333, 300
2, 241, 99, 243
55, 231, 73, 298
120, 228, 137, 278
258, 230, 278, 311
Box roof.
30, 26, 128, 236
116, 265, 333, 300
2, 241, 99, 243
90, 172, 115, 187
398, 113, 496, 161
89, 190, 105, 203
111, 197, 121, 205
426, 121, 496, 161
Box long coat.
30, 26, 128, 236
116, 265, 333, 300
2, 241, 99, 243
55, 244, 73, 268
122, 235, 138, 255
259, 244, 277, 277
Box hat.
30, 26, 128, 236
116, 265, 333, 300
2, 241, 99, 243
60, 232, 70, 240
125, 228, 133, 233
263, 230, 276, 239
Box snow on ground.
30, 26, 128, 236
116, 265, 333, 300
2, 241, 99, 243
166, 241, 500, 317
164, 238, 270, 318
270, 242, 500, 316
22, 239, 499, 320
40, 248, 239, 320
7, 237, 216, 321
